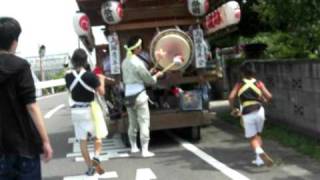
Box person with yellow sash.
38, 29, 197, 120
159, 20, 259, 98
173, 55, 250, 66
228, 62, 273, 167
122, 36, 163, 157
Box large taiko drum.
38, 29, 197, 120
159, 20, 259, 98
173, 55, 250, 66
150, 29, 193, 71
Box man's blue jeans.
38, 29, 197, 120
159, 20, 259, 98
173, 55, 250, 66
0, 155, 41, 180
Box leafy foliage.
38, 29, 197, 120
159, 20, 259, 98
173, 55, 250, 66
51, 70, 66, 92
209, 0, 320, 59
246, 0, 320, 59
240, 31, 316, 59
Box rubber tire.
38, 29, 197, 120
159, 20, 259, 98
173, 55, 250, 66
189, 126, 201, 141
210, 79, 224, 100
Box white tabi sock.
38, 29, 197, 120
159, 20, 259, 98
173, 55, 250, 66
93, 154, 100, 160
255, 147, 264, 155
256, 154, 263, 163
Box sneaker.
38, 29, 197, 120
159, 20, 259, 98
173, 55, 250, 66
142, 151, 155, 158
85, 167, 96, 176
259, 152, 274, 167
251, 159, 264, 167
92, 157, 105, 175
131, 147, 140, 153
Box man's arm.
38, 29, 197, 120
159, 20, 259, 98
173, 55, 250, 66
228, 83, 242, 117
18, 64, 53, 162
96, 74, 106, 96
136, 61, 164, 85
137, 63, 158, 85
99, 74, 116, 85
26, 103, 53, 162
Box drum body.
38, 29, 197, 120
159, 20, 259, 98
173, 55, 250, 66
150, 29, 194, 71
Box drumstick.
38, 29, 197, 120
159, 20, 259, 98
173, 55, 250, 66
161, 62, 176, 73
161, 56, 183, 73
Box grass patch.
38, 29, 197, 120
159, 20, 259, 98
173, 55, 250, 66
217, 112, 320, 161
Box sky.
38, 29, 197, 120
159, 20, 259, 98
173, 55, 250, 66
0, 0, 106, 57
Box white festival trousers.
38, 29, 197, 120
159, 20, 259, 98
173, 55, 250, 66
127, 93, 150, 147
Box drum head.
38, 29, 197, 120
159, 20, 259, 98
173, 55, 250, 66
150, 29, 193, 71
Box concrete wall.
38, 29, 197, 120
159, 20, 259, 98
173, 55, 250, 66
227, 60, 320, 136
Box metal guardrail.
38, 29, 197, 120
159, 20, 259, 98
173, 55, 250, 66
35, 78, 66, 89
26, 53, 69, 71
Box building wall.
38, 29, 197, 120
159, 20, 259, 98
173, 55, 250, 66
227, 60, 320, 136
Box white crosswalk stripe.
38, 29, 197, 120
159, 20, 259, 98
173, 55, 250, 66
63, 134, 129, 179
66, 134, 130, 161
63, 171, 118, 180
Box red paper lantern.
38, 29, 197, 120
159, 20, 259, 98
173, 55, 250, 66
73, 12, 91, 36
203, 1, 241, 34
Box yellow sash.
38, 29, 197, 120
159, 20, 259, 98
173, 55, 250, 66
242, 100, 260, 107
237, 78, 262, 97
238, 78, 262, 108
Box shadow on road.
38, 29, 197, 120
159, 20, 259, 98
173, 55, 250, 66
149, 119, 320, 180
49, 131, 74, 159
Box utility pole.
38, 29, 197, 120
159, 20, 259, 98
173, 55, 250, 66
39, 45, 46, 81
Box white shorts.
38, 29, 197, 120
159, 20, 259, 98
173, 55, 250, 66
242, 107, 265, 138
71, 107, 95, 140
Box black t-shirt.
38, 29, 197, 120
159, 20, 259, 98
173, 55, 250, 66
0, 54, 42, 156
65, 70, 100, 102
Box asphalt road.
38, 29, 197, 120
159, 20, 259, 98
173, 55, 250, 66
38, 93, 320, 180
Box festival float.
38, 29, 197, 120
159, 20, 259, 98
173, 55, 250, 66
73, 0, 241, 143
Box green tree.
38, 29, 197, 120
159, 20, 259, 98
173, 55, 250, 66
249, 0, 320, 58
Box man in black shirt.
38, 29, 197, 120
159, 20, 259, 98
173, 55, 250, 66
65, 49, 106, 176
0, 17, 53, 179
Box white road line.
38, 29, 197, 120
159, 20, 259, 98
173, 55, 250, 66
37, 92, 67, 101
72, 144, 126, 153
75, 152, 129, 162
63, 171, 118, 180
68, 133, 130, 161
68, 134, 122, 143
44, 104, 65, 119
167, 132, 250, 180
136, 168, 157, 180
69, 138, 119, 145
67, 148, 130, 158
